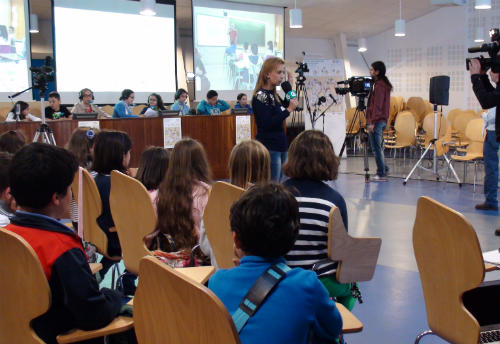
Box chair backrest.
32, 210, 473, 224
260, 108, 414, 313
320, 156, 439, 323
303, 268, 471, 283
109, 170, 155, 275
393, 111, 416, 146
0, 228, 50, 344
203, 181, 245, 269
133, 104, 146, 116
454, 111, 476, 139
413, 196, 483, 344
327, 206, 381, 283
406, 97, 427, 126
422, 112, 447, 145
71, 169, 80, 205
81, 169, 108, 255
464, 118, 485, 155
134, 256, 240, 344
388, 97, 399, 126
446, 108, 462, 129
101, 105, 114, 115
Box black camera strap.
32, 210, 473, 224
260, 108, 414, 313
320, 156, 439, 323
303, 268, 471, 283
231, 262, 290, 333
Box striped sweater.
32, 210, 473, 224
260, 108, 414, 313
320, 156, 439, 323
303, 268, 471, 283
284, 178, 348, 277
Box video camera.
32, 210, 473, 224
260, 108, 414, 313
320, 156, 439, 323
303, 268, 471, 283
295, 61, 309, 85
30, 56, 54, 91
466, 28, 500, 73
335, 76, 373, 97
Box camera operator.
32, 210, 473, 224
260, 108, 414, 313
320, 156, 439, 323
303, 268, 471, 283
366, 61, 392, 181
469, 52, 500, 230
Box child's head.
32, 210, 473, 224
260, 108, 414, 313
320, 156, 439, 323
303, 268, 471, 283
164, 138, 211, 185
147, 93, 165, 110
230, 183, 299, 259
9, 101, 29, 117
48, 91, 61, 110
283, 130, 339, 181
65, 127, 99, 168
237, 93, 247, 106
229, 140, 270, 189
92, 130, 132, 174
9, 143, 78, 216
136, 146, 170, 191
206, 90, 218, 105
0, 152, 13, 205
0, 130, 26, 154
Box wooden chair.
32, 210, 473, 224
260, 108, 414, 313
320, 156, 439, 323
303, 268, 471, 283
203, 181, 245, 269
0, 228, 133, 344
133, 104, 146, 116
421, 112, 448, 152
450, 118, 484, 190
384, 111, 416, 161
109, 170, 215, 284
406, 97, 427, 128
413, 196, 484, 344
134, 256, 240, 344
100, 105, 115, 116
327, 206, 381, 283
452, 111, 476, 147
81, 169, 122, 283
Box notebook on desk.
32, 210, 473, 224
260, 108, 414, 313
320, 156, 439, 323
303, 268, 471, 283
463, 280, 500, 343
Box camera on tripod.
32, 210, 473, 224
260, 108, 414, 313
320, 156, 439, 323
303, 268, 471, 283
466, 28, 500, 73
30, 56, 54, 91
295, 61, 309, 84
335, 76, 373, 97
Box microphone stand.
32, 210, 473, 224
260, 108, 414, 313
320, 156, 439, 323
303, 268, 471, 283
311, 100, 336, 132
8, 86, 34, 123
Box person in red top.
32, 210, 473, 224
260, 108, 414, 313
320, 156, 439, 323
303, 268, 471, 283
366, 61, 392, 181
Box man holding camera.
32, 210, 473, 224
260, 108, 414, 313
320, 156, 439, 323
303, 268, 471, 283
469, 38, 500, 235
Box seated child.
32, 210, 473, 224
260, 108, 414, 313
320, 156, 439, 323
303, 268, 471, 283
135, 146, 170, 207
0, 152, 15, 226
234, 93, 253, 114
5, 143, 121, 343
209, 183, 342, 344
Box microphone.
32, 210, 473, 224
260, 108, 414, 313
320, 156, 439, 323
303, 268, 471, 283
281, 81, 297, 101
329, 94, 337, 104
316, 96, 326, 106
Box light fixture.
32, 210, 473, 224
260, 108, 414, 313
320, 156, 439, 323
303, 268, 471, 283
289, 0, 302, 28
394, 0, 405, 37
29, 14, 39, 33
140, 0, 157, 16
475, 0, 491, 9
358, 38, 367, 52
474, 27, 485, 42
186, 72, 195, 80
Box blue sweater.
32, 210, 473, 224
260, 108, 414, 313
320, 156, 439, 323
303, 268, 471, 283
171, 101, 190, 115
283, 178, 348, 276
209, 256, 342, 344
197, 99, 230, 115
251, 89, 289, 152
113, 101, 139, 118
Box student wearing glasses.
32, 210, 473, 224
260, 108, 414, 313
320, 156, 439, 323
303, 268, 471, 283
71, 88, 111, 119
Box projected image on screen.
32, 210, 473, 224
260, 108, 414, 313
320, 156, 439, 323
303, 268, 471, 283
0, 0, 30, 94
193, 2, 283, 95
54, 0, 175, 103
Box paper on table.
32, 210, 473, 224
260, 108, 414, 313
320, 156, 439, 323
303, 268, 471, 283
483, 249, 500, 265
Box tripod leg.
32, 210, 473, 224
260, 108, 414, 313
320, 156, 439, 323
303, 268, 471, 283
442, 153, 461, 185
404, 143, 433, 184
33, 131, 40, 143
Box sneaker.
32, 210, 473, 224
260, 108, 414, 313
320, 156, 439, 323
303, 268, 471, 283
372, 175, 387, 182
475, 203, 499, 211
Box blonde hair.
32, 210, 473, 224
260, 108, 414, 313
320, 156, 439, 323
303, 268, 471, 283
229, 140, 270, 189
253, 57, 285, 100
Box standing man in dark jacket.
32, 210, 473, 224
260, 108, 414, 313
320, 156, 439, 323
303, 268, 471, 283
5, 143, 122, 343
366, 61, 392, 181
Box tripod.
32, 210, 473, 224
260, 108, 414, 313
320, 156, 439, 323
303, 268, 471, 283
33, 89, 56, 145
290, 74, 312, 127
339, 97, 370, 182
403, 104, 460, 185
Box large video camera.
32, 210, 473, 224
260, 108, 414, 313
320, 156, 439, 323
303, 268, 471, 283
335, 76, 373, 97
295, 61, 309, 85
466, 28, 500, 73
30, 56, 54, 91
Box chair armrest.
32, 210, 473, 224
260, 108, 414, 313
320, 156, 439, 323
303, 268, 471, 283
56, 316, 134, 344
336, 302, 363, 333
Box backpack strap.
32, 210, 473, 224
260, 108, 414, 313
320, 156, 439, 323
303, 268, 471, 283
232, 262, 291, 333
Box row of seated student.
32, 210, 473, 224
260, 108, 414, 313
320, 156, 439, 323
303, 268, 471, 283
0, 129, 348, 343
5, 88, 253, 122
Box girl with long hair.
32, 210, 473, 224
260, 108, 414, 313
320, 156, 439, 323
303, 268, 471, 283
366, 60, 392, 181
152, 138, 212, 263
252, 57, 297, 181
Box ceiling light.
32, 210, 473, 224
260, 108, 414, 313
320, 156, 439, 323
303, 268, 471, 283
358, 38, 367, 52
394, 0, 405, 37
140, 0, 157, 16
29, 14, 39, 33
289, 0, 302, 28
474, 27, 484, 42
475, 0, 491, 9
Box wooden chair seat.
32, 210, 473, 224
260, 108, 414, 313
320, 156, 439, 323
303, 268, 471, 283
328, 206, 381, 283
89, 263, 102, 275
56, 317, 134, 344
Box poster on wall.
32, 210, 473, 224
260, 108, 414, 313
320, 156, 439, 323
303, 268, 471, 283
77, 121, 100, 129
235, 115, 251, 144
163, 117, 182, 148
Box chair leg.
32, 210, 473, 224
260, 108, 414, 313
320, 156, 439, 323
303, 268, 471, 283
111, 262, 121, 290
414, 330, 434, 344
473, 161, 477, 193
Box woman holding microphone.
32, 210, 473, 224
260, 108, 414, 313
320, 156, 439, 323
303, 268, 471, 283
252, 57, 298, 181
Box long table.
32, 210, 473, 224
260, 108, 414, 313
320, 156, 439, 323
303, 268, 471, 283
0, 115, 256, 179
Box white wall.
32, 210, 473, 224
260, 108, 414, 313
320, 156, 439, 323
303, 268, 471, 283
347, 46, 369, 77
285, 36, 336, 61
349, 2, 499, 113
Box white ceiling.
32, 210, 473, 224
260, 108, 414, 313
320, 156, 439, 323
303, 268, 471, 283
30, 0, 443, 40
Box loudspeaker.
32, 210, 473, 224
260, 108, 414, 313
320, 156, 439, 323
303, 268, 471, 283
429, 75, 450, 106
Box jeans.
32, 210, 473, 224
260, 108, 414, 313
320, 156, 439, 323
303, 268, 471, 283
483, 130, 499, 207
368, 121, 387, 177
269, 150, 287, 182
